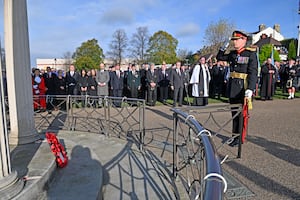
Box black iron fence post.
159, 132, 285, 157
172, 112, 178, 178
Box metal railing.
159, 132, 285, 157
181, 104, 244, 158
7, 94, 237, 199
172, 108, 227, 200
32, 95, 146, 150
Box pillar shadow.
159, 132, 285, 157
10, 141, 43, 179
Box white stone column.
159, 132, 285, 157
4, 0, 39, 144
0, 80, 23, 198
0, 17, 23, 199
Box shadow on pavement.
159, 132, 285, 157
248, 136, 300, 167
226, 160, 300, 199
102, 137, 178, 199
46, 144, 103, 200
146, 107, 173, 121
10, 141, 43, 178
143, 126, 173, 158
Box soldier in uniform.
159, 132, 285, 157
217, 30, 258, 146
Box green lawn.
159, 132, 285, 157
157, 88, 299, 106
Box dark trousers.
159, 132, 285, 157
193, 97, 208, 106
173, 87, 183, 106
129, 87, 139, 98
147, 87, 157, 106
229, 98, 243, 134
159, 86, 169, 102
113, 89, 123, 107
68, 85, 78, 95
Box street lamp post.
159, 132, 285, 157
297, 25, 300, 57
54, 58, 57, 69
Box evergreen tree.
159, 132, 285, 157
287, 40, 296, 60
259, 44, 280, 65
72, 39, 104, 70
147, 30, 178, 64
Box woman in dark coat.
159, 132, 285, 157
77, 68, 89, 106
55, 70, 66, 95
77, 69, 89, 95
88, 69, 98, 96
54, 70, 66, 109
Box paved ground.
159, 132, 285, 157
222, 98, 300, 199
145, 98, 300, 199
10, 97, 300, 199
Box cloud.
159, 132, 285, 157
100, 7, 134, 25
176, 23, 200, 37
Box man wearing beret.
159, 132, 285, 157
217, 30, 258, 147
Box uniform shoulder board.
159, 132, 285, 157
245, 46, 257, 52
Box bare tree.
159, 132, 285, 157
63, 51, 73, 71
202, 19, 235, 56
177, 49, 189, 62
129, 26, 149, 64
107, 29, 128, 65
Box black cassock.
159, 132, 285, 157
260, 63, 276, 99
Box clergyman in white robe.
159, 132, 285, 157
189, 64, 211, 106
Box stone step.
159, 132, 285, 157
10, 141, 56, 200
44, 133, 103, 200
51, 131, 178, 200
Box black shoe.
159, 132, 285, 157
228, 138, 239, 147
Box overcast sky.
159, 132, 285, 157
0, 0, 299, 66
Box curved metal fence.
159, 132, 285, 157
171, 108, 226, 200
5, 94, 229, 199
32, 95, 145, 150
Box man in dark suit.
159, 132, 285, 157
110, 64, 124, 106
66, 65, 79, 95
146, 63, 158, 106
127, 64, 141, 98
170, 61, 185, 107
158, 61, 170, 104
44, 66, 57, 112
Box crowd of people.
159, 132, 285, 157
31, 56, 300, 112
260, 58, 300, 100
31, 38, 300, 113
29, 29, 300, 149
